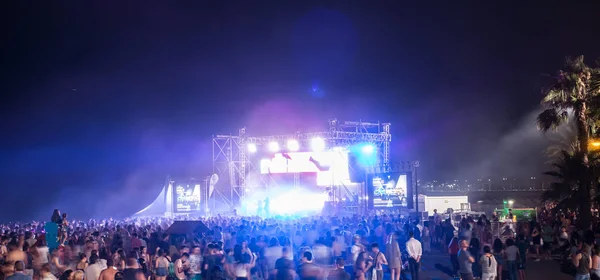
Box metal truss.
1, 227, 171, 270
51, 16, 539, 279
212, 133, 274, 209
211, 135, 239, 209
244, 131, 390, 144
211, 119, 394, 211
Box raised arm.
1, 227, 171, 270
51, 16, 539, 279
249, 253, 257, 268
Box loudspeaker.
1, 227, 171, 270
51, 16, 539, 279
166, 221, 209, 235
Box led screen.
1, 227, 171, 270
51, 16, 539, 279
368, 172, 412, 208
175, 184, 201, 212
260, 150, 350, 186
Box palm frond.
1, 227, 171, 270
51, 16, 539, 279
565, 56, 587, 73
541, 87, 570, 104
542, 171, 563, 178
537, 108, 568, 132
545, 122, 578, 161
590, 70, 600, 96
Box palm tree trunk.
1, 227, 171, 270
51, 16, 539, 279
578, 182, 592, 229
577, 102, 589, 160
576, 102, 592, 228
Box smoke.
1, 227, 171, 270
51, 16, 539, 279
455, 108, 576, 180
239, 186, 328, 216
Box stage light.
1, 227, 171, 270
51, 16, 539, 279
247, 143, 257, 153
311, 137, 325, 152
361, 144, 374, 154
268, 142, 280, 152
287, 139, 299, 151
352, 143, 377, 166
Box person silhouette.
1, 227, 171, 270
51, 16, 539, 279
264, 197, 270, 217
257, 200, 263, 217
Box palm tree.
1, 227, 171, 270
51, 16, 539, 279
537, 56, 600, 157
542, 150, 597, 212
545, 121, 578, 161
538, 55, 600, 226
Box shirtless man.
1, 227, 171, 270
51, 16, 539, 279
6, 241, 28, 267
370, 243, 388, 280
99, 258, 119, 280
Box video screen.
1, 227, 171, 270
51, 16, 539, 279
259, 150, 350, 186
369, 173, 411, 208
175, 184, 201, 212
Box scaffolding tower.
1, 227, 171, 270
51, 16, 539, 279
211, 119, 393, 209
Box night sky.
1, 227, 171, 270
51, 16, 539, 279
1, 1, 600, 221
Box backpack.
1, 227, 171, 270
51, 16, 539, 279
166, 259, 177, 280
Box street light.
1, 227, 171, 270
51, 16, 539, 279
590, 139, 600, 150
414, 161, 420, 214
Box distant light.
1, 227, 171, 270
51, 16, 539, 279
592, 142, 600, 147
311, 137, 326, 152
268, 142, 280, 152
247, 143, 257, 153
287, 139, 299, 152
361, 144, 374, 154
508, 200, 514, 205
245, 188, 250, 192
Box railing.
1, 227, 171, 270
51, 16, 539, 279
420, 182, 550, 192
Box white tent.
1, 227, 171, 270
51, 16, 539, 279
134, 180, 174, 217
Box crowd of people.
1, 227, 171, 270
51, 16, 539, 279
0, 207, 597, 280
448, 208, 600, 280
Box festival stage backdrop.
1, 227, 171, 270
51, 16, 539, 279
174, 184, 201, 213
259, 150, 351, 186
367, 172, 413, 209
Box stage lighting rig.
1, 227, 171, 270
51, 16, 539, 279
268, 142, 280, 152
311, 137, 326, 152
287, 139, 300, 151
